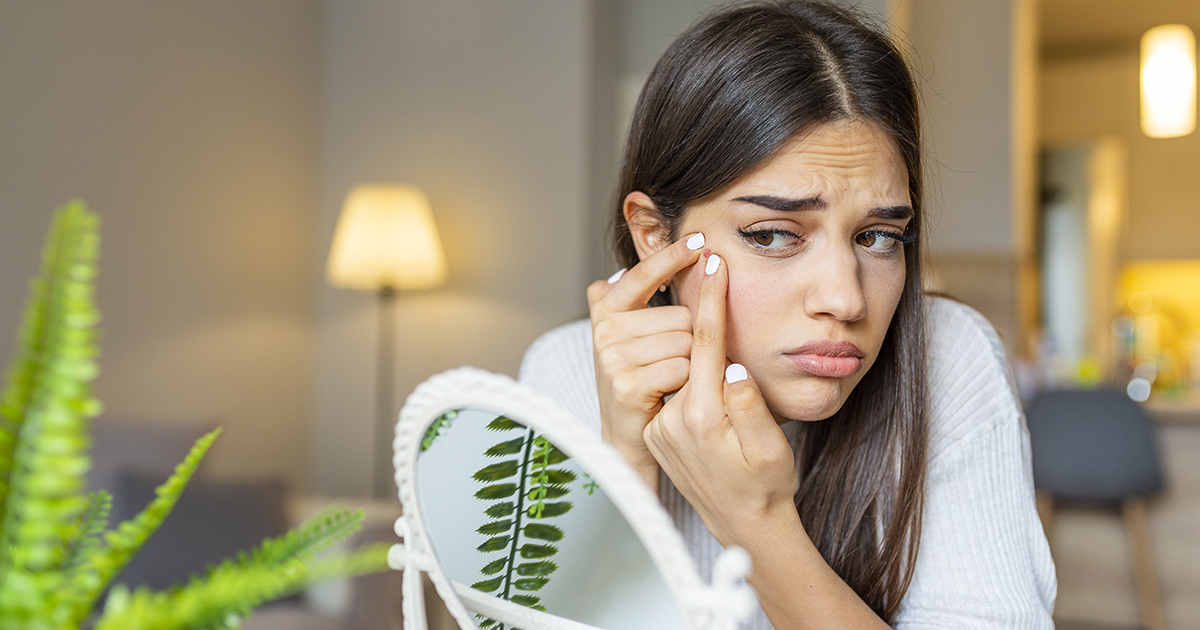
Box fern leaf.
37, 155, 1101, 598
509, 594, 543, 609
253, 506, 363, 565
521, 523, 562, 542
540, 470, 576, 485
486, 417, 521, 432
471, 576, 504, 593
513, 577, 549, 592
527, 501, 572, 519
60, 490, 111, 573
484, 437, 524, 457
518, 544, 557, 559
474, 483, 517, 500
515, 561, 557, 577
420, 411, 456, 452
61, 428, 220, 624
472, 421, 584, 613
477, 536, 511, 553
93, 542, 390, 630
484, 502, 515, 518
473, 460, 519, 482
480, 558, 507, 575
476, 520, 513, 536
527, 485, 569, 500
0, 202, 102, 622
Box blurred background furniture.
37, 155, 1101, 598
1027, 390, 1166, 630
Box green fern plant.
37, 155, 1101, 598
471, 416, 576, 630
0, 201, 388, 630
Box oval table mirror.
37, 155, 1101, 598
389, 367, 756, 630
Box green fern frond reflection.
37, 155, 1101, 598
470, 417, 584, 630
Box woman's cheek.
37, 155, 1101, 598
671, 262, 704, 316
723, 265, 771, 363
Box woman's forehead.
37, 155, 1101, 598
727, 121, 908, 199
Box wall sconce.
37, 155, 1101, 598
326, 184, 448, 497
1141, 24, 1196, 139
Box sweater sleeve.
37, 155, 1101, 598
517, 319, 603, 436
894, 298, 1057, 629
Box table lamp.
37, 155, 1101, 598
326, 184, 448, 497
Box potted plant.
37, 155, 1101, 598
0, 201, 388, 630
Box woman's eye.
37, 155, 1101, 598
738, 228, 800, 252
856, 230, 904, 252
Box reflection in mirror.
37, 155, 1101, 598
417, 407, 685, 630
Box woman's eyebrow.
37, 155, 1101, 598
869, 205, 914, 220
734, 195, 914, 221
732, 195, 825, 211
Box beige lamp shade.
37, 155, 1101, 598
326, 185, 448, 291
1141, 24, 1196, 139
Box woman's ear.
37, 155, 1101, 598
623, 191, 671, 262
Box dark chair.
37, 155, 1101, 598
1025, 389, 1165, 630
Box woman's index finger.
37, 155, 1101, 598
687, 251, 729, 408
597, 232, 706, 314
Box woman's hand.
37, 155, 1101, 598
643, 251, 798, 548
586, 233, 706, 491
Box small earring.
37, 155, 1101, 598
658, 279, 672, 293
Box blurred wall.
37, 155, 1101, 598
313, 0, 593, 495
908, 0, 1033, 352
1042, 53, 1200, 261
0, 3, 321, 488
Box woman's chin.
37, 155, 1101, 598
761, 378, 853, 423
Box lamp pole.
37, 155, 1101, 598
374, 285, 397, 498
325, 184, 446, 498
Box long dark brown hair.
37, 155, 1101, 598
613, 1, 928, 620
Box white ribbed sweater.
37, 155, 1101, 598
518, 296, 1056, 629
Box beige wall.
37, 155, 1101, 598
0, 2, 322, 488
907, 0, 1027, 350
1042, 53, 1200, 261
313, 0, 594, 496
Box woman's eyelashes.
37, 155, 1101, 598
736, 226, 803, 255
735, 224, 915, 257
855, 229, 916, 254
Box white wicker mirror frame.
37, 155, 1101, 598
388, 367, 755, 630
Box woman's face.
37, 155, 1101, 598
663, 120, 911, 422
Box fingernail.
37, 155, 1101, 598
607, 268, 626, 283
725, 363, 748, 383
686, 233, 705, 251
705, 253, 722, 275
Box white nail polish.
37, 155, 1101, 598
607, 268, 626, 283
686, 233, 705, 251
725, 363, 748, 383
705, 253, 721, 275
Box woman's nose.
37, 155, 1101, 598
804, 246, 867, 322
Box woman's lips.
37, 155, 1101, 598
784, 340, 865, 378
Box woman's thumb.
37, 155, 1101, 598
723, 364, 787, 460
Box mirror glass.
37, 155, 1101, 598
417, 407, 686, 630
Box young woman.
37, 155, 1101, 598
520, 2, 1055, 627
